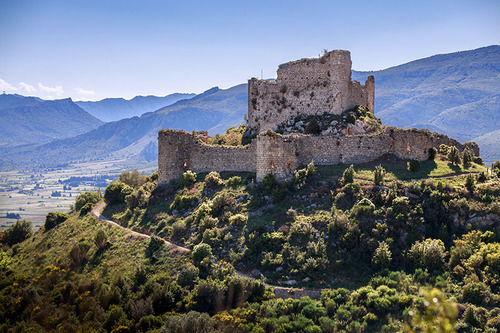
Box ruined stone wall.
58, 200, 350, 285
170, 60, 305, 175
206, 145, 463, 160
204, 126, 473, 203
247, 50, 374, 133
255, 128, 479, 181
158, 130, 256, 185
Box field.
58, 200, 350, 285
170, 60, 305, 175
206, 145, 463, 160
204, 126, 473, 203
0, 160, 154, 229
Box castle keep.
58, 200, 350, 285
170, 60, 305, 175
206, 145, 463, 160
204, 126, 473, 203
247, 50, 374, 133
158, 50, 478, 185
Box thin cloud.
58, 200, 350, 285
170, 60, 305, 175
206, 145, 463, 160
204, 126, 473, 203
19, 82, 36, 93
73, 87, 96, 96
0, 78, 18, 92
38, 82, 64, 96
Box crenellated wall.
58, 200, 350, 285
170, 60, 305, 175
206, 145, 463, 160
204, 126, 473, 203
247, 50, 374, 133
158, 128, 479, 184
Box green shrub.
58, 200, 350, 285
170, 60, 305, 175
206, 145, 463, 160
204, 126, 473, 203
408, 239, 445, 270
229, 214, 247, 227
192, 243, 214, 266
465, 174, 475, 193
2, 220, 32, 246
204, 171, 224, 187
125, 188, 149, 209
179, 170, 197, 188
463, 148, 473, 165
343, 165, 355, 184
226, 176, 242, 187
146, 236, 165, 258
439, 144, 450, 155
372, 241, 392, 270
346, 114, 356, 124
118, 169, 147, 188
75, 191, 101, 212
44, 212, 69, 230
177, 264, 199, 288
69, 242, 90, 267
428, 147, 437, 160
374, 165, 385, 186
448, 146, 461, 165
473, 156, 483, 165
104, 182, 133, 205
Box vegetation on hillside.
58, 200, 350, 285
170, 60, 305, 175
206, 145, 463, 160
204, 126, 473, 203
1, 150, 499, 332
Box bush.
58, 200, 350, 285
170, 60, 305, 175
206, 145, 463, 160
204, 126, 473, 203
229, 214, 247, 227
177, 264, 199, 288
2, 220, 32, 246
44, 212, 69, 230
75, 191, 101, 212
343, 165, 355, 183
226, 176, 242, 187
104, 182, 133, 205
428, 147, 437, 160
473, 156, 483, 165
409, 160, 421, 172
408, 239, 445, 270
204, 172, 224, 188
147, 236, 165, 258
192, 243, 214, 266
305, 118, 320, 134
463, 148, 473, 165
447, 146, 461, 165
372, 241, 392, 270
179, 171, 197, 188
374, 165, 385, 186
125, 188, 149, 209
465, 174, 475, 193
118, 169, 147, 188
69, 242, 91, 267
94, 230, 108, 250
439, 144, 450, 155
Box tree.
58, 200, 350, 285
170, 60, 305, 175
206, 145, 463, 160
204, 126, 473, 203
374, 165, 385, 186
343, 165, 355, 184
447, 146, 461, 165
305, 118, 320, 134
104, 182, 133, 205
118, 169, 147, 188
408, 239, 445, 270
75, 191, 101, 212
462, 148, 473, 165
44, 212, 69, 230
465, 174, 475, 193
2, 220, 32, 246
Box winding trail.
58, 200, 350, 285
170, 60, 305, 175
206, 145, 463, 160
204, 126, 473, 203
90, 202, 321, 299
91, 202, 190, 254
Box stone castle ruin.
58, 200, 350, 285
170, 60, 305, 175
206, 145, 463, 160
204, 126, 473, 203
158, 50, 478, 185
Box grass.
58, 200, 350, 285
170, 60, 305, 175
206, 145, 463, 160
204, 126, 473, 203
9, 210, 187, 284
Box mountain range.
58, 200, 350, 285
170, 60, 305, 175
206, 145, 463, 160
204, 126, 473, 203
0, 95, 103, 146
75, 93, 195, 122
0, 45, 499, 169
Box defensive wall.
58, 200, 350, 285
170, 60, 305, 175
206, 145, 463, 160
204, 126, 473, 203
157, 128, 478, 185
247, 50, 374, 133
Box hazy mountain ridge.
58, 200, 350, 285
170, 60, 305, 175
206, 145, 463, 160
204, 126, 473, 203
75, 92, 196, 122
0, 85, 247, 168
0, 95, 104, 147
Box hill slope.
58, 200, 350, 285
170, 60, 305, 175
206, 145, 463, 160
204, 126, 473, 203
76, 93, 196, 122
0, 95, 104, 147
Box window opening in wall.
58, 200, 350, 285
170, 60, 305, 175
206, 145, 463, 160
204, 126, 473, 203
271, 161, 274, 171
183, 159, 189, 169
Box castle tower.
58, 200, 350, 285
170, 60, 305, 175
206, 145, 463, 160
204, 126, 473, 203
247, 50, 375, 134
256, 133, 299, 182
157, 130, 195, 185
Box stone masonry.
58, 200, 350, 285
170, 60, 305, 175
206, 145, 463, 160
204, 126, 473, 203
247, 50, 374, 133
157, 51, 479, 185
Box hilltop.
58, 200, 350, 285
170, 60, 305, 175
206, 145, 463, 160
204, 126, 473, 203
1, 151, 499, 331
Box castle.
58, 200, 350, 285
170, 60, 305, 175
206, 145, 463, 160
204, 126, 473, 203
158, 50, 478, 185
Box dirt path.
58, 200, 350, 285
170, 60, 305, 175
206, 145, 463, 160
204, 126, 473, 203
91, 202, 190, 254
91, 202, 326, 299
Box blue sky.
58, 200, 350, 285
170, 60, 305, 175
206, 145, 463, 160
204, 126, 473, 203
1, 0, 499, 101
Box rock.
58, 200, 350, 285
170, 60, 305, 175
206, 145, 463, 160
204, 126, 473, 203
296, 121, 304, 127
251, 269, 262, 277
276, 266, 284, 272
302, 277, 311, 282
284, 280, 297, 285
